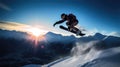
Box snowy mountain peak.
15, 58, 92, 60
93, 33, 106, 40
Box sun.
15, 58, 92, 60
27, 27, 43, 37
29, 27, 41, 37
26, 27, 46, 45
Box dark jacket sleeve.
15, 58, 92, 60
55, 20, 65, 24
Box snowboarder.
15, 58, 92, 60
53, 13, 85, 36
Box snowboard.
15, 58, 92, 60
59, 25, 85, 36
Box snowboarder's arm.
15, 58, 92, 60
53, 20, 65, 27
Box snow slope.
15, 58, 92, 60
47, 42, 120, 67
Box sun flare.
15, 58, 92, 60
26, 27, 47, 45
29, 28, 41, 37
26, 27, 44, 37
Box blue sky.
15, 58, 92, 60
0, 0, 120, 35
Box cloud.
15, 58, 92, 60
0, 21, 30, 32
86, 28, 120, 37
108, 32, 120, 37
0, 2, 11, 11
0, 21, 48, 34
84, 28, 99, 36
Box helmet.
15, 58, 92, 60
61, 13, 67, 19
61, 13, 66, 17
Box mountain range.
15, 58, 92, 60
0, 29, 120, 67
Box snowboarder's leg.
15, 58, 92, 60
66, 22, 73, 31
72, 27, 82, 36
70, 24, 85, 36
66, 22, 85, 36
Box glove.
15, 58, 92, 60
53, 22, 58, 27
53, 23, 56, 27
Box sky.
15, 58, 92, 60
0, 0, 120, 36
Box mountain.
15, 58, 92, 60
0, 29, 28, 39
81, 47, 120, 67
0, 29, 120, 67
42, 32, 120, 67
0, 29, 75, 67
45, 32, 76, 43
93, 33, 106, 40
0, 29, 76, 43
76, 33, 106, 43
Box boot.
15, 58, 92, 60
76, 30, 81, 36
76, 30, 85, 36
